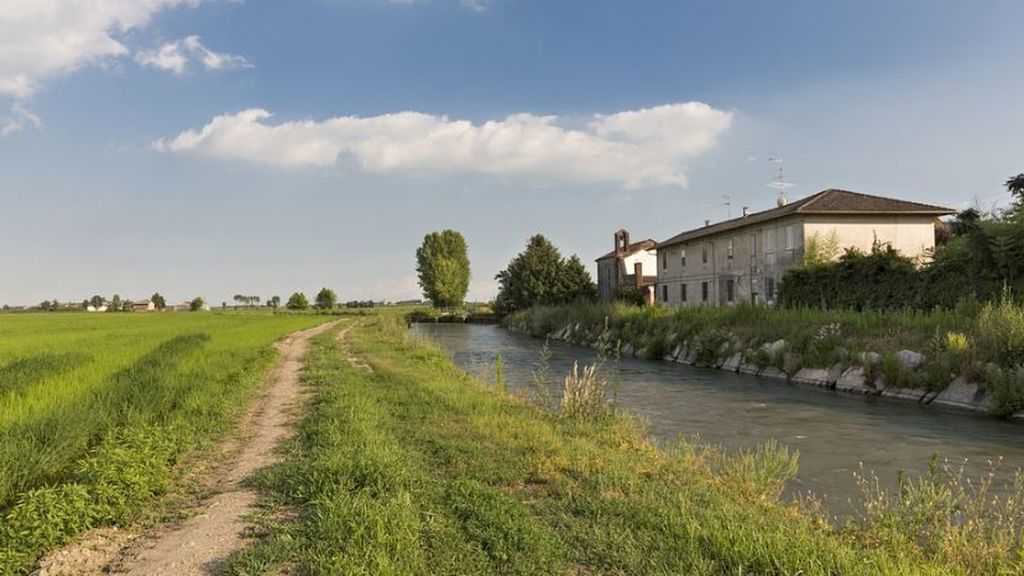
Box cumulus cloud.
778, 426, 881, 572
0, 0, 203, 99
154, 102, 733, 188
136, 36, 252, 75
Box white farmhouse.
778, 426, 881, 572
655, 189, 954, 307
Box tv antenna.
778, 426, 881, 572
721, 195, 732, 218
767, 157, 795, 206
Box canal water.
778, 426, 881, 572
411, 323, 1024, 513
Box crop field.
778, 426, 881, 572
0, 312, 327, 574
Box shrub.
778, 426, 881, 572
976, 296, 1024, 368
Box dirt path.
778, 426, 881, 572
35, 320, 339, 576
338, 326, 373, 373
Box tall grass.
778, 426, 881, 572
225, 314, 1023, 575
0, 312, 326, 575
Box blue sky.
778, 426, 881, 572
1, 0, 1022, 306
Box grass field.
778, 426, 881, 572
0, 312, 327, 574
226, 314, 1023, 575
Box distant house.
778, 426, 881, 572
596, 229, 658, 303
85, 304, 109, 313
131, 299, 156, 312
655, 189, 954, 307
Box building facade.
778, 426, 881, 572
596, 229, 658, 303
655, 189, 954, 307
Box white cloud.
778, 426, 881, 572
0, 0, 203, 99
0, 102, 41, 136
459, 0, 489, 12
136, 35, 251, 75
154, 102, 733, 189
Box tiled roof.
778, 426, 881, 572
657, 189, 954, 249
595, 238, 658, 261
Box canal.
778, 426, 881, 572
412, 322, 1024, 513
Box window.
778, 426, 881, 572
701, 281, 709, 302
681, 283, 688, 302
680, 248, 687, 268
661, 284, 668, 302
726, 279, 735, 302
764, 228, 776, 253
785, 225, 796, 250
766, 277, 776, 300
702, 244, 708, 264
727, 238, 734, 259
661, 252, 667, 270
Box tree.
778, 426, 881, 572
151, 292, 166, 310
802, 230, 842, 267
557, 255, 597, 303
1007, 173, 1024, 206
233, 294, 245, 309
950, 208, 982, 237
89, 295, 104, 309
269, 295, 281, 309
189, 297, 205, 311
494, 234, 596, 315
110, 294, 122, 312
416, 230, 471, 308
287, 292, 309, 310
315, 287, 337, 310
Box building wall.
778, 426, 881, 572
656, 213, 938, 308
596, 250, 657, 302
597, 258, 618, 302
656, 216, 803, 307
802, 214, 937, 261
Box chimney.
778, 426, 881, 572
704, 219, 711, 227
777, 193, 788, 207
622, 229, 630, 250
634, 262, 643, 289
742, 206, 749, 217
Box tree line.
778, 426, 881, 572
415, 229, 596, 314
16, 293, 205, 312
779, 173, 1024, 310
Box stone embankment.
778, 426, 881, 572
533, 322, 1022, 419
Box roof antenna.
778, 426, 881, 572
768, 157, 795, 207
721, 194, 732, 219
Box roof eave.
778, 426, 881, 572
798, 209, 956, 216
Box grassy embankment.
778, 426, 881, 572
508, 302, 1024, 416
225, 314, 1022, 575
0, 312, 327, 575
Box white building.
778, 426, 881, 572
655, 189, 954, 307
596, 229, 658, 303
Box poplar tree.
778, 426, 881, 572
416, 230, 471, 308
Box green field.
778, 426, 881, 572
226, 315, 1023, 575
3, 310, 1022, 575
0, 312, 327, 574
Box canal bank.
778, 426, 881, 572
412, 322, 1024, 510
263, 315, 1023, 575
505, 303, 1024, 419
